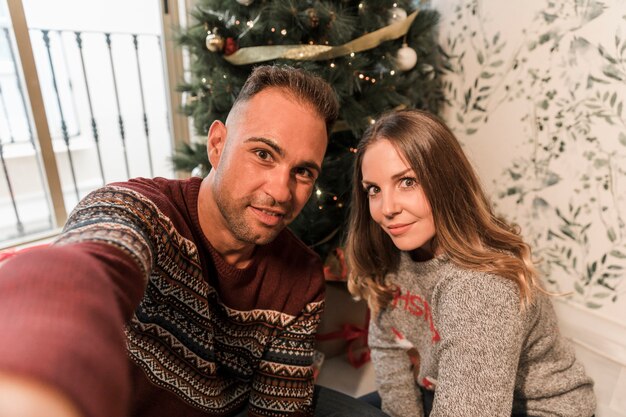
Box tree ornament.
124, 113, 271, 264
205, 28, 224, 52
235, 0, 254, 5
306, 8, 320, 28
224, 37, 239, 55
388, 6, 407, 24
396, 42, 417, 71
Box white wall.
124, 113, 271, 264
431, 0, 626, 415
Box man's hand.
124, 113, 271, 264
0, 372, 82, 417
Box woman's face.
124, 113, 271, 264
360, 139, 437, 253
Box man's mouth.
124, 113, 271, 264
250, 206, 286, 227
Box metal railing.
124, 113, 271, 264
0, 26, 174, 244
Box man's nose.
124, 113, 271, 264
264, 168, 293, 204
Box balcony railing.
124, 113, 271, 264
0, 26, 175, 245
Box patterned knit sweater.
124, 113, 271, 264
369, 252, 596, 417
0, 177, 325, 417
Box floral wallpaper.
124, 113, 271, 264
432, 0, 626, 317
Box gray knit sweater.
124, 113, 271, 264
368, 252, 596, 417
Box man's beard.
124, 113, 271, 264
214, 192, 292, 245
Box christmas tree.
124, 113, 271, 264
174, 0, 446, 264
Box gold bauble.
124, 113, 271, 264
206, 30, 224, 52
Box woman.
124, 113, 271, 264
346, 109, 596, 417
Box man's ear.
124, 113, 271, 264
207, 120, 227, 168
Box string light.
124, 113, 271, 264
280, 29, 287, 35
330, 62, 336, 68
390, 70, 396, 75
271, 27, 276, 32
316, 189, 322, 197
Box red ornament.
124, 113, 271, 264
224, 37, 239, 56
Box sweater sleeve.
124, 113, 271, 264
369, 312, 423, 417
431, 273, 525, 417
248, 298, 324, 417
0, 185, 158, 417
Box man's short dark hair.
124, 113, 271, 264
233, 65, 339, 135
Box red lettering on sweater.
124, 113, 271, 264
392, 289, 440, 343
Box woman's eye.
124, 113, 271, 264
400, 177, 416, 188
365, 185, 379, 196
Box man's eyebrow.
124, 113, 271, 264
244, 137, 284, 157
245, 137, 322, 175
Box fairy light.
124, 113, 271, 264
358, 73, 364, 79
246, 20, 254, 27
350, 52, 355, 58
201, 77, 206, 83
271, 27, 276, 32
235, 20, 240, 25
280, 29, 287, 35
316, 189, 322, 197
390, 70, 396, 75
330, 62, 336, 68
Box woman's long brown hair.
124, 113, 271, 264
346, 109, 540, 314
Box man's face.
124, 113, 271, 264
207, 87, 328, 246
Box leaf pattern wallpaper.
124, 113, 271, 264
433, 0, 626, 318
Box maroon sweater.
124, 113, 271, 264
0, 177, 325, 417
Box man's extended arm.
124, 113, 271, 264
0, 186, 157, 417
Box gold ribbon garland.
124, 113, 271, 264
224, 10, 419, 66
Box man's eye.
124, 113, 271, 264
295, 167, 314, 179
255, 149, 272, 161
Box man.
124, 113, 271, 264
0, 66, 387, 417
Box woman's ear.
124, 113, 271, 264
207, 120, 227, 168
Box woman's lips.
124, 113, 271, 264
387, 223, 413, 236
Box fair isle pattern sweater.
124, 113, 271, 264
369, 252, 596, 417
0, 177, 325, 417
